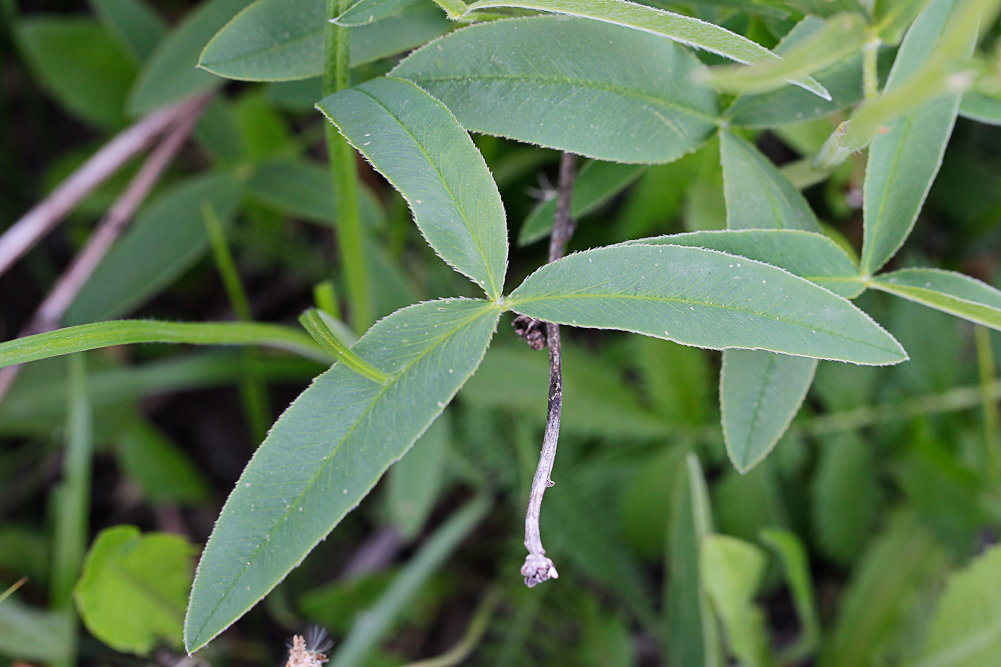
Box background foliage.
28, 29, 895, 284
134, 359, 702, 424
3, 0, 1001, 665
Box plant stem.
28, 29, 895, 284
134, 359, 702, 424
522, 152, 576, 588
402, 588, 502, 667
50, 353, 92, 608
204, 203, 271, 444
0, 320, 333, 369
324, 0, 371, 334
862, 37, 880, 101
976, 325, 1001, 481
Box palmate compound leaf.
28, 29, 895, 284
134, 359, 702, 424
183, 299, 501, 652
505, 244, 905, 365
871, 268, 1001, 330
455, 0, 828, 99
861, 0, 966, 276
317, 77, 508, 300
391, 16, 720, 164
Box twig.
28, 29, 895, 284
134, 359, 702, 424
521, 152, 576, 588
0, 95, 210, 403
0, 94, 207, 279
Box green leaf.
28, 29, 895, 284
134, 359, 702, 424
819, 512, 948, 667
713, 461, 790, 544
725, 16, 886, 128
759, 528, 819, 662
198, 0, 449, 81
860, 0, 964, 275
128, 0, 254, 115
507, 244, 904, 364
721, 350, 817, 473
619, 447, 686, 559
519, 161, 647, 246
391, 16, 719, 164
0, 320, 329, 369
959, 92, 1001, 125
914, 543, 1001, 667
335, 0, 418, 25
318, 77, 508, 299
245, 159, 385, 227
719, 129, 822, 473
665, 453, 724, 667
700, 534, 772, 667
706, 13, 868, 97
0, 601, 72, 662
458, 0, 829, 98
388, 409, 450, 540
119, 420, 211, 504
873, 0, 927, 44
16, 18, 136, 129
871, 268, 1001, 330
64, 171, 242, 325
635, 229, 864, 298
73, 526, 196, 655
720, 130, 821, 232
812, 433, 880, 566
89, 0, 167, 64
328, 494, 492, 667
183, 299, 500, 652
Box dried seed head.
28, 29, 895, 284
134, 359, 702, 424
286, 627, 332, 667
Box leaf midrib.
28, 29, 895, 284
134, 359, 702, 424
740, 352, 777, 466
508, 291, 898, 354
188, 303, 496, 645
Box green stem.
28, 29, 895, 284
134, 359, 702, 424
203, 204, 252, 322
299, 309, 388, 383
49, 354, 92, 611
204, 203, 270, 444
0, 320, 333, 369
862, 37, 880, 101
314, 280, 342, 320
324, 0, 371, 334
976, 325, 1001, 481
401, 588, 502, 667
